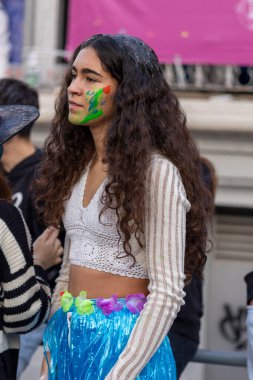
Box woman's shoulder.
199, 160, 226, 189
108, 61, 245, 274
0, 201, 31, 246
150, 152, 180, 176
149, 153, 190, 210
0, 200, 17, 216
0, 200, 24, 226
0, 200, 20, 214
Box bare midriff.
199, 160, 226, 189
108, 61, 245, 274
68, 265, 149, 298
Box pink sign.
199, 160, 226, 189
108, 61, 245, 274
66, 0, 253, 65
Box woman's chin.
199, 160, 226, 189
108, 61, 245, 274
68, 114, 83, 126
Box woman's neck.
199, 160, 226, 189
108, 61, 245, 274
89, 124, 108, 164
2, 137, 36, 172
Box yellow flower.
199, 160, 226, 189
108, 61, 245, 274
60, 290, 73, 312
75, 291, 94, 315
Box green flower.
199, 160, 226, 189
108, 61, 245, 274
60, 290, 73, 312
75, 290, 94, 315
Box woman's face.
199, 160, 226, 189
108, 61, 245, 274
67, 47, 118, 127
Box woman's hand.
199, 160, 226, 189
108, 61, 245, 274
39, 355, 49, 379
33, 227, 63, 270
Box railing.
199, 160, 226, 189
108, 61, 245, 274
4, 48, 253, 93
192, 348, 247, 367
162, 64, 253, 93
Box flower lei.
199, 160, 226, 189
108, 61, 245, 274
60, 290, 73, 312
75, 291, 94, 315
125, 293, 146, 314
96, 295, 123, 316
60, 291, 146, 316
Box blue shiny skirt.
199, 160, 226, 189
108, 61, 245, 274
43, 297, 177, 379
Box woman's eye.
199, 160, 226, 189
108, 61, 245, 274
87, 77, 97, 83
70, 73, 76, 81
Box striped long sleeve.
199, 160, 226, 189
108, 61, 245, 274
0, 201, 51, 334
106, 156, 191, 379
49, 235, 71, 318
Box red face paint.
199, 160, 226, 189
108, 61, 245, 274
103, 85, 111, 94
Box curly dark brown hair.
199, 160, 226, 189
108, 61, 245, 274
35, 34, 211, 282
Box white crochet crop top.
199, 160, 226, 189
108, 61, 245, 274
63, 160, 148, 279
51, 154, 191, 379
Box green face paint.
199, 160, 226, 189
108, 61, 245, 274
68, 85, 111, 125
81, 87, 105, 123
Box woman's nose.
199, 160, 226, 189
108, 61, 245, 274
68, 79, 82, 95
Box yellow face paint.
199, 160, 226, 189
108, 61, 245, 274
68, 85, 111, 125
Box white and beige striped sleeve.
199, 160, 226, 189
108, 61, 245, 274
106, 156, 191, 379
49, 235, 71, 318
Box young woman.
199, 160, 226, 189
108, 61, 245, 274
37, 34, 208, 380
0, 105, 63, 380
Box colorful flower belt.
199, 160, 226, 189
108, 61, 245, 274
60, 290, 147, 316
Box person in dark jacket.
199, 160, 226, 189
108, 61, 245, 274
0, 79, 64, 377
0, 79, 46, 244
0, 104, 62, 380
0, 78, 64, 288
168, 156, 216, 378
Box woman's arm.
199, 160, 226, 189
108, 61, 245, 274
106, 157, 190, 379
39, 237, 70, 379
49, 235, 71, 318
0, 202, 51, 333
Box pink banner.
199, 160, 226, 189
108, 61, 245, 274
66, 0, 253, 65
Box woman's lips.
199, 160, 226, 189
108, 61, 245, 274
68, 100, 83, 110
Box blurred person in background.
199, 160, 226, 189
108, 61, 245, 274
0, 79, 42, 236
244, 271, 253, 380
169, 156, 216, 378
37, 34, 209, 379
0, 1, 10, 78
0, 104, 62, 380
0, 78, 63, 378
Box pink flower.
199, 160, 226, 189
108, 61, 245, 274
96, 295, 123, 316
126, 293, 147, 314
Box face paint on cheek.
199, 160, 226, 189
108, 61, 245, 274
103, 85, 111, 95
85, 90, 94, 102
81, 85, 111, 123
